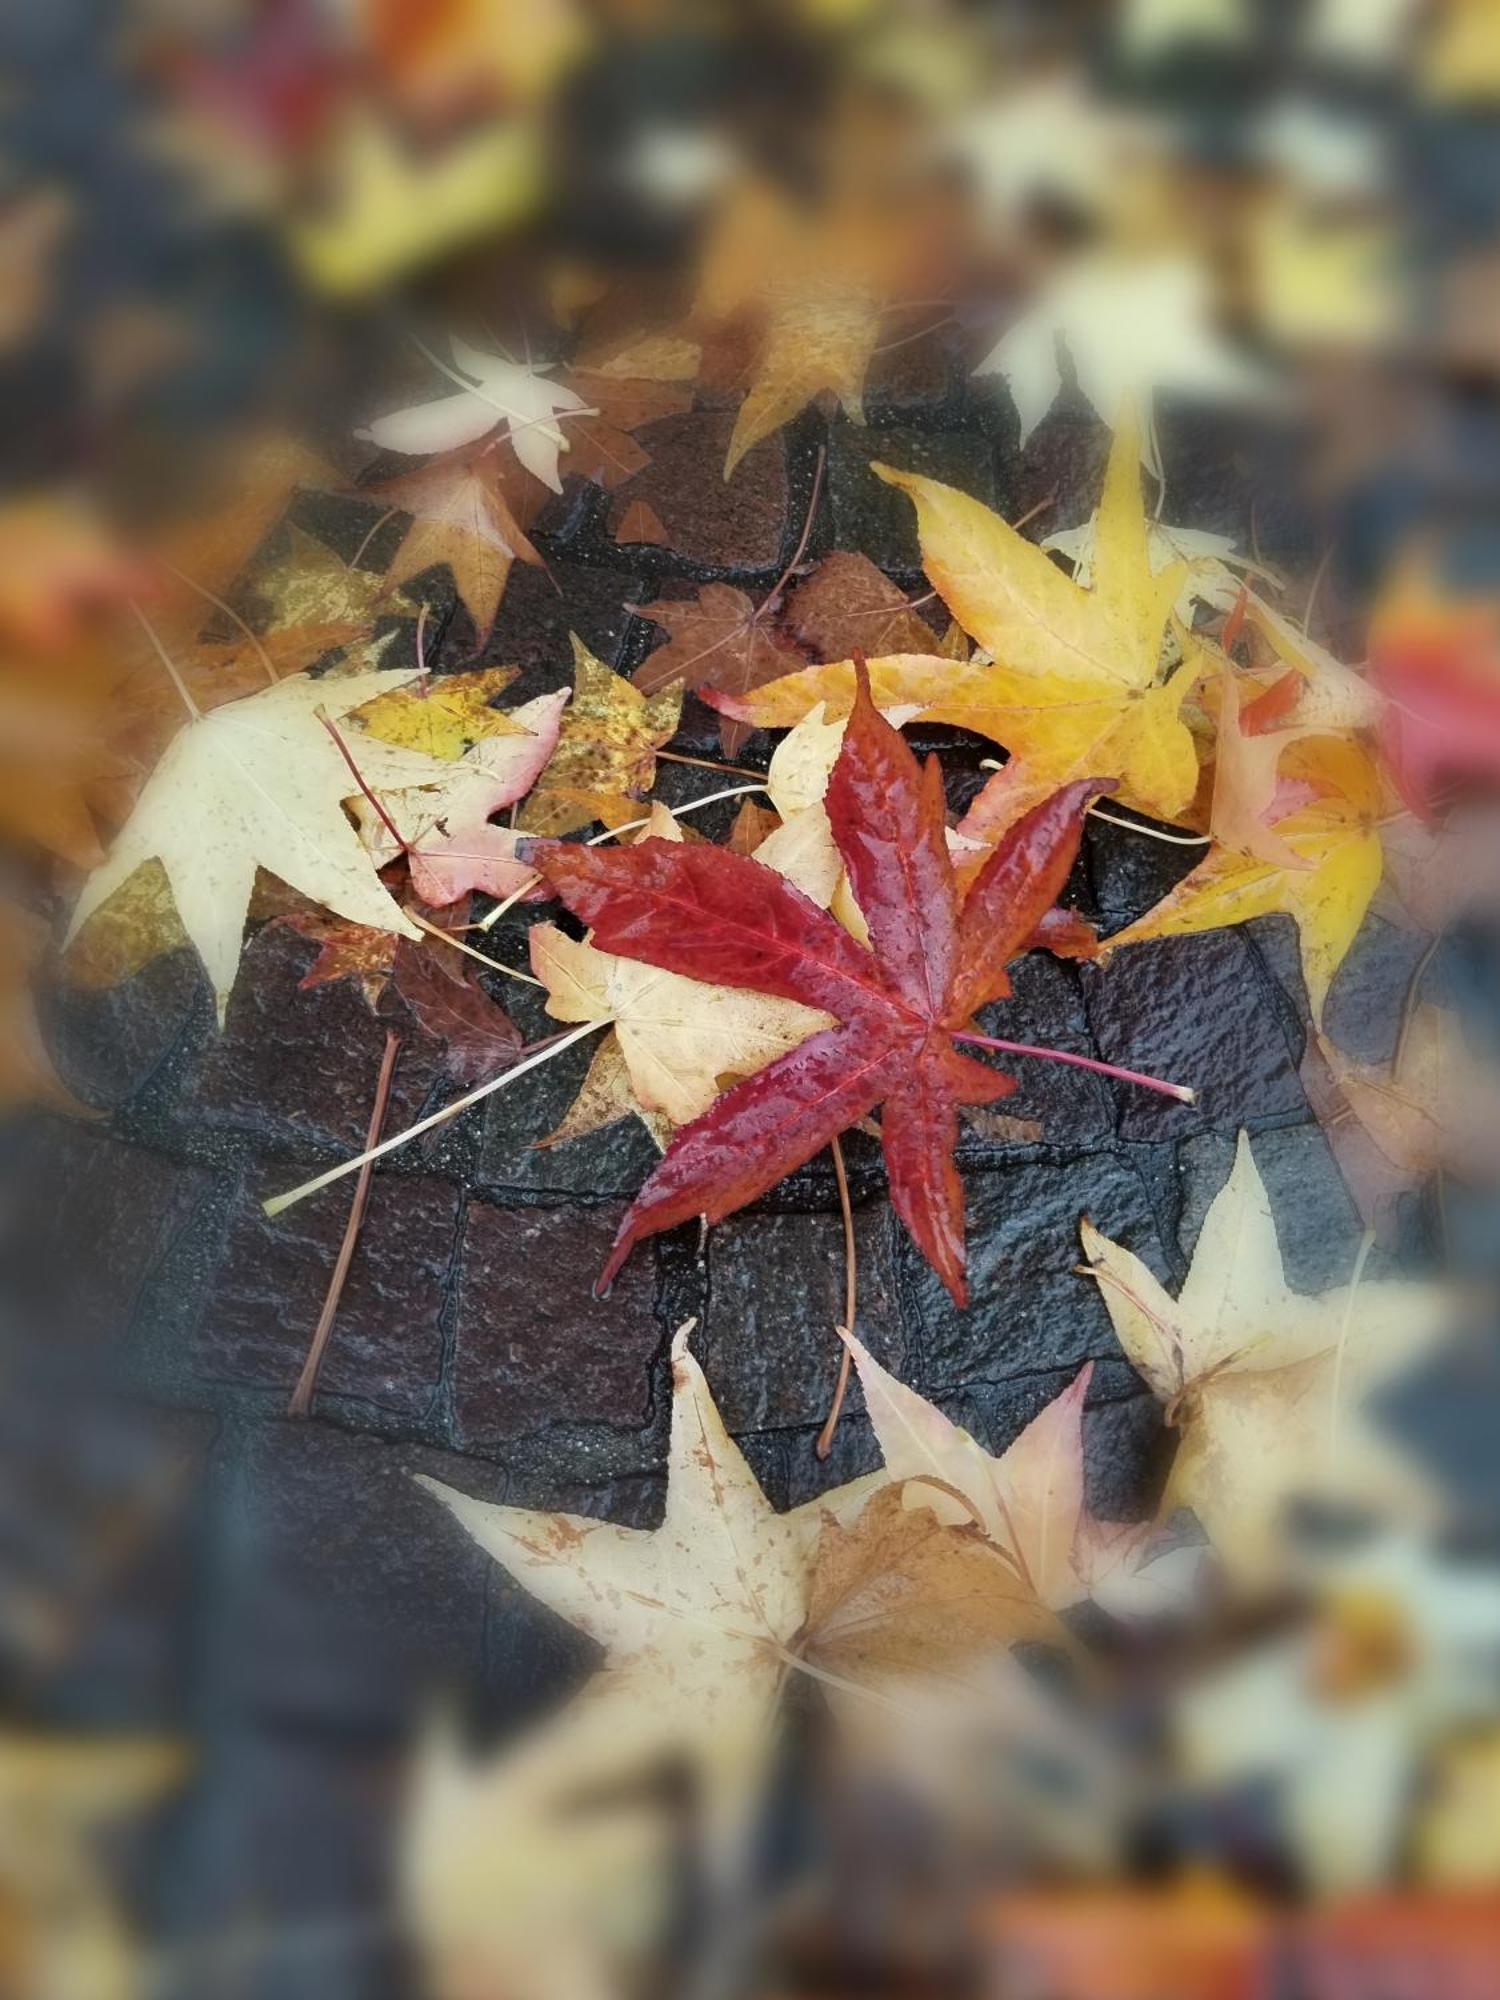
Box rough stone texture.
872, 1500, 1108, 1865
698, 1205, 904, 1432
451, 1200, 663, 1444
1081, 933, 1307, 1141
192, 1168, 460, 1417
999, 405, 1111, 534
901, 1151, 1173, 1388
182, 927, 451, 1155
957, 954, 1115, 1162
484, 556, 644, 700
604, 411, 789, 567
45, 950, 205, 1112
828, 423, 998, 572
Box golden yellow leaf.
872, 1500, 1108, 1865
289, 111, 544, 299
1098, 735, 1385, 1023
351, 666, 526, 760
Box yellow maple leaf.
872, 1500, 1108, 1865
710, 415, 1204, 836
350, 665, 527, 760
289, 111, 544, 299
1098, 735, 1385, 1024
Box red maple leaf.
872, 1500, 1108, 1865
527, 670, 1113, 1305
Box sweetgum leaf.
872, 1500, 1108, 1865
528, 667, 1106, 1303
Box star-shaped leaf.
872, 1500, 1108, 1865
1081, 1132, 1452, 1583
526, 670, 1107, 1302
65, 667, 451, 1021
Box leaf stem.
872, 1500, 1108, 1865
128, 597, 200, 723
154, 557, 279, 686
288, 1029, 401, 1416
655, 747, 767, 781
262, 1020, 605, 1217
318, 709, 410, 856
816, 1135, 858, 1460
950, 1030, 1196, 1104
765, 444, 826, 612
407, 909, 544, 987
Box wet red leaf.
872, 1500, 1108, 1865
527, 668, 1107, 1303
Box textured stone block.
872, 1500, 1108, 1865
485, 556, 643, 701
1081, 932, 1307, 1141
0, 1127, 213, 1355
192, 1167, 459, 1416
183, 927, 451, 1154
828, 424, 998, 572
222, 1421, 511, 1727
451, 1200, 661, 1443
605, 410, 789, 568
902, 1150, 1172, 1387
45, 950, 205, 1114
698, 1205, 904, 1432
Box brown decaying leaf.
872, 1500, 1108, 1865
152, 432, 337, 598
727, 796, 780, 855
803, 1483, 1057, 1687
376, 458, 543, 640
281, 903, 401, 1008
392, 940, 521, 1085
782, 550, 940, 661
632, 583, 806, 758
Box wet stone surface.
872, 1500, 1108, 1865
4, 370, 1430, 1939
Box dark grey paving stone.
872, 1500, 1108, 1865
901, 1150, 1173, 1389
46, 948, 206, 1114
484, 556, 644, 701
451, 1199, 663, 1444
1081, 932, 1307, 1141
180, 927, 451, 1156
828, 423, 998, 572
698, 1203, 904, 1432
191, 1167, 459, 1419
603, 409, 789, 568
957, 954, 1115, 1161
0, 1124, 215, 1357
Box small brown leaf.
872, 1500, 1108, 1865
394, 940, 522, 1084
783, 551, 939, 661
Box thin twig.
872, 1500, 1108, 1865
288, 1030, 401, 1416
1087, 804, 1211, 847
318, 709, 410, 856
347, 507, 398, 573
263, 1020, 605, 1217
764, 445, 827, 613
1010, 492, 1056, 536
407, 909, 544, 987
129, 598, 200, 722
655, 747, 768, 781
154, 557, 278, 686
815, 1135, 858, 1460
